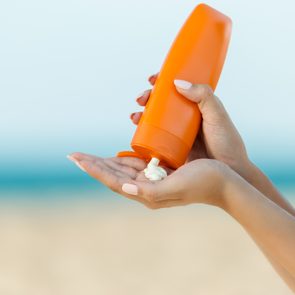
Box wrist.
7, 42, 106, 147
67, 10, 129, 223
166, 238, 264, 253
211, 162, 250, 213
229, 155, 251, 178
204, 161, 238, 209
218, 170, 248, 214
229, 155, 262, 187
238, 159, 266, 188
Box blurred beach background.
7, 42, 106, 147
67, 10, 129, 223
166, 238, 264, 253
0, 0, 294, 294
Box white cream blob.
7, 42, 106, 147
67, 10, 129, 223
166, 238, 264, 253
144, 157, 167, 181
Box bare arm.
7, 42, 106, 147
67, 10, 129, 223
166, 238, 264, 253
221, 170, 295, 292
235, 160, 294, 288
70, 77, 295, 291
242, 161, 295, 217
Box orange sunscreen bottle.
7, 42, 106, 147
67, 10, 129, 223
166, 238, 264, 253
117, 4, 232, 170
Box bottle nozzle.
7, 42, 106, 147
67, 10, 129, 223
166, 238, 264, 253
143, 157, 167, 181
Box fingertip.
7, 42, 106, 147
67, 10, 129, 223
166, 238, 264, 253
148, 74, 158, 85
67, 154, 89, 173
174, 79, 192, 90
122, 183, 138, 196
67, 152, 98, 163
67, 152, 82, 162
131, 112, 142, 125
66, 154, 75, 162
136, 96, 145, 106
129, 112, 137, 125
136, 90, 150, 106
75, 161, 87, 172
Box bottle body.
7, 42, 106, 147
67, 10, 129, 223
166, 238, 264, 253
120, 4, 232, 169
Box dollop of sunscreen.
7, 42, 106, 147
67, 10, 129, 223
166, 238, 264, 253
144, 157, 167, 181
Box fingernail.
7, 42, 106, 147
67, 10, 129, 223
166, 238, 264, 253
136, 91, 145, 100
75, 161, 86, 172
130, 112, 136, 120
67, 155, 78, 163
67, 155, 86, 172
174, 79, 192, 90
122, 183, 138, 195
148, 74, 157, 82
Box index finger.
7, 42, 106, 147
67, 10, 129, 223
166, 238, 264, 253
148, 73, 159, 85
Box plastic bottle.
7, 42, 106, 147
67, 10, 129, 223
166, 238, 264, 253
117, 4, 232, 169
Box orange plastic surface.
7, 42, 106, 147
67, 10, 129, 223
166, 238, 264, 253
117, 151, 147, 160
117, 4, 232, 169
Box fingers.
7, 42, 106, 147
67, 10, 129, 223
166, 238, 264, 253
130, 73, 159, 124
68, 153, 182, 210
134, 72, 159, 107
68, 152, 101, 162
113, 156, 147, 171
122, 174, 181, 206
79, 160, 153, 206
77, 158, 122, 190
148, 73, 159, 85
134, 75, 230, 127
130, 111, 143, 125
131, 89, 150, 125
67, 153, 153, 206
136, 89, 151, 106
103, 158, 139, 179
173, 79, 230, 124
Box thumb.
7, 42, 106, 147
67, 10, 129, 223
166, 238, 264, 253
173, 79, 229, 123
122, 176, 179, 203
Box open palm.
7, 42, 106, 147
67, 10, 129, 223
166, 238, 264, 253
68, 153, 173, 206
68, 152, 225, 209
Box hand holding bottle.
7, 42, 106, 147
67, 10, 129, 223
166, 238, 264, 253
132, 74, 250, 178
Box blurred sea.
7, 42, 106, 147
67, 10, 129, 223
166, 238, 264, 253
0, 159, 294, 202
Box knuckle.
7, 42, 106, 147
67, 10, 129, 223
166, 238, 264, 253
198, 84, 214, 98
192, 84, 214, 107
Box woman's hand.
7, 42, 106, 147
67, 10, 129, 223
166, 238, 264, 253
67, 153, 229, 209
132, 73, 249, 178
136, 74, 294, 216
68, 74, 295, 291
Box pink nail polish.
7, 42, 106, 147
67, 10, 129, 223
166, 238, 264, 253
174, 79, 192, 90
75, 161, 86, 172
136, 91, 145, 100
67, 155, 86, 172
148, 74, 156, 83
66, 155, 76, 162
122, 183, 138, 195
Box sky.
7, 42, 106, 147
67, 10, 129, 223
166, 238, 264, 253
0, 0, 295, 184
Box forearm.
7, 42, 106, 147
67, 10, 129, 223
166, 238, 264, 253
241, 161, 295, 217
220, 172, 295, 290
229, 160, 295, 289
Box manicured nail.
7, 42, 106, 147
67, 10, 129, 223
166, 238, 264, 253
67, 155, 76, 162
148, 74, 157, 83
136, 91, 145, 100
122, 183, 138, 195
67, 155, 86, 172
174, 79, 192, 90
75, 161, 86, 172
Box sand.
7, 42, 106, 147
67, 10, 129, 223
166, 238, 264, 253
0, 190, 293, 295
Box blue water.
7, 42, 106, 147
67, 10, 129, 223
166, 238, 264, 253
0, 159, 294, 200
0, 155, 295, 204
